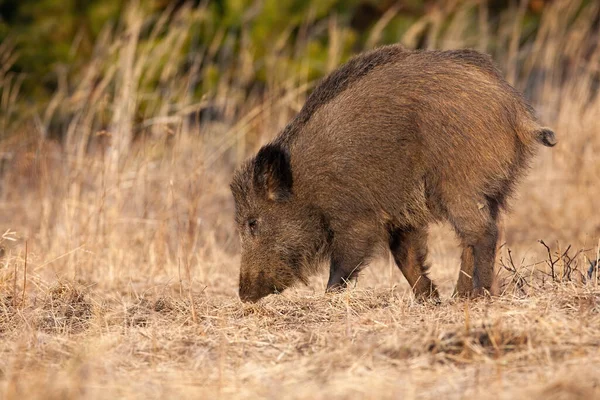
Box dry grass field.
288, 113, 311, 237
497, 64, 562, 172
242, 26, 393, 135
1, 1, 599, 399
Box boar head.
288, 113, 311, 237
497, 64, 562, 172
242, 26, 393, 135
230, 144, 330, 302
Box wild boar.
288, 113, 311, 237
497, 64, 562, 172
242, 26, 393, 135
230, 44, 556, 302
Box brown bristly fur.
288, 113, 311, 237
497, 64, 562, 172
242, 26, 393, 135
1, 0, 599, 398
231, 45, 555, 302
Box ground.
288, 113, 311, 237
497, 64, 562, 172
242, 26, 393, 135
1, 223, 599, 399
1, 1, 599, 397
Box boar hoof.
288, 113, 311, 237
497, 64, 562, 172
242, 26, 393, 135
453, 287, 493, 299
415, 292, 441, 305
325, 283, 346, 293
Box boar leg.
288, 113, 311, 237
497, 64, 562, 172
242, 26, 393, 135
451, 199, 499, 297
326, 236, 374, 292
455, 246, 475, 296
389, 227, 439, 299
326, 255, 364, 291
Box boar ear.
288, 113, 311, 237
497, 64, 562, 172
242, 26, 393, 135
253, 144, 293, 201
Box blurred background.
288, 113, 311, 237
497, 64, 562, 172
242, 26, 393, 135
0, 0, 598, 296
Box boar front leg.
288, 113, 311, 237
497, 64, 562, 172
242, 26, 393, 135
326, 253, 364, 292
325, 233, 376, 292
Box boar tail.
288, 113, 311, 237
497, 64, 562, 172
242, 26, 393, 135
533, 127, 557, 147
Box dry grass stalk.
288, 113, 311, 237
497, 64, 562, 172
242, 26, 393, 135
0, 1, 599, 398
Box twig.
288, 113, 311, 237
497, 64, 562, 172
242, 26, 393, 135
12, 253, 17, 307
21, 241, 28, 305
500, 248, 531, 295
539, 240, 556, 281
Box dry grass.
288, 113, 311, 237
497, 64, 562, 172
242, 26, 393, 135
1, 276, 599, 399
1, 0, 600, 399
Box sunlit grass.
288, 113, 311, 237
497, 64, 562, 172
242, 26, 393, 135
0, 1, 599, 398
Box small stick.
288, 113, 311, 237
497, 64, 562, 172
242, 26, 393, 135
539, 240, 556, 281
12, 252, 17, 307
22, 241, 28, 304
188, 285, 198, 324
345, 289, 351, 338
185, 258, 197, 324
592, 239, 600, 287
464, 299, 470, 337
178, 256, 183, 298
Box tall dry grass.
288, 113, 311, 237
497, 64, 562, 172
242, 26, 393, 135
0, 1, 599, 399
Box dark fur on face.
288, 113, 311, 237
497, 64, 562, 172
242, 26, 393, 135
231, 145, 331, 302
231, 44, 555, 302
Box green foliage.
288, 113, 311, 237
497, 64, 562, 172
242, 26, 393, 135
0, 0, 557, 134
1, 0, 120, 95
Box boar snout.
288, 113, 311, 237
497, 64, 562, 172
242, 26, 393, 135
239, 270, 275, 303
238, 282, 267, 303
239, 289, 262, 303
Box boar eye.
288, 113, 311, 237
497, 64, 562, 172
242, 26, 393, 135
247, 219, 258, 235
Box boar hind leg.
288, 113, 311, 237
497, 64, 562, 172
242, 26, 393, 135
451, 198, 499, 297
389, 227, 439, 299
